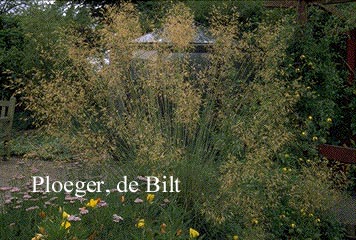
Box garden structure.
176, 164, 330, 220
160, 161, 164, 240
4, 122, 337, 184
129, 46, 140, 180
132, 24, 214, 74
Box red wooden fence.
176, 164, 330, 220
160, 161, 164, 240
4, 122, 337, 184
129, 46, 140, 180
319, 144, 356, 164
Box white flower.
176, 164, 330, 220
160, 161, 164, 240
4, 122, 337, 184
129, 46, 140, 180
113, 214, 124, 223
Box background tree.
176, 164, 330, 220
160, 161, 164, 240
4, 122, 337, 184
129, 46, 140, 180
0, 1, 92, 129
0, 0, 30, 14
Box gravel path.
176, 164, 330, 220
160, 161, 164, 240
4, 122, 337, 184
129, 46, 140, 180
0, 157, 82, 187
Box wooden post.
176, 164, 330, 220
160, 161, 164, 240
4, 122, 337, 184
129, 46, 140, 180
5, 97, 16, 159
1, 97, 15, 160
297, 0, 308, 25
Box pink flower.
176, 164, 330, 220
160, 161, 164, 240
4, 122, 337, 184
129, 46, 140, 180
97, 200, 108, 208
0, 186, 12, 191
137, 176, 149, 182
68, 215, 81, 222
10, 187, 20, 192
23, 194, 32, 200
15, 175, 25, 180
134, 198, 143, 204
26, 206, 39, 211
65, 195, 78, 201
79, 207, 89, 215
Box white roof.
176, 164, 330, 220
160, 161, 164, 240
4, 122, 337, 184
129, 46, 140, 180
134, 27, 215, 45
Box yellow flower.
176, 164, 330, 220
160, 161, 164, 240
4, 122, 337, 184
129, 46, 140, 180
61, 221, 71, 229
136, 219, 145, 228
300, 54, 306, 60
301, 131, 307, 136
233, 235, 239, 240
147, 194, 155, 204
327, 118, 332, 123
312, 136, 318, 141
291, 223, 296, 228
300, 209, 306, 216
120, 195, 125, 203
308, 115, 313, 120
315, 218, 321, 223
252, 218, 259, 225
309, 213, 314, 217
189, 228, 200, 238
160, 223, 167, 234
39, 226, 46, 235
86, 198, 99, 208
282, 167, 288, 172
62, 211, 70, 219
39, 211, 46, 219
31, 234, 44, 240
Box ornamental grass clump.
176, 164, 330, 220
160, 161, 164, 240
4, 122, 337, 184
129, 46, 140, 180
21, 2, 345, 239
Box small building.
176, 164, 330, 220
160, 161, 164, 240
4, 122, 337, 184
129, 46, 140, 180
131, 26, 215, 78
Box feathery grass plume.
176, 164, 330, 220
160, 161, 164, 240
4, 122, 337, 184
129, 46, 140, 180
163, 2, 196, 51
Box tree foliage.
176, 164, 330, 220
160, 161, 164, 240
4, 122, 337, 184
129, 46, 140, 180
0, 1, 92, 96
